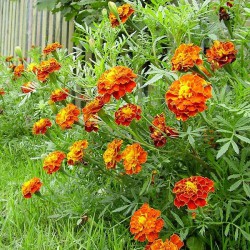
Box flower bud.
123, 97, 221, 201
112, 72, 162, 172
15, 46, 23, 58
108, 2, 119, 19
102, 8, 108, 16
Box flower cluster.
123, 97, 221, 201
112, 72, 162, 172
166, 74, 212, 121
56, 103, 80, 129
32, 118, 52, 135
109, 3, 134, 28
43, 42, 62, 55
37, 58, 61, 82
130, 203, 164, 242
173, 176, 215, 210
50, 88, 69, 102
115, 104, 142, 126
22, 177, 42, 198
43, 151, 66, 174
67, 140, 88, 165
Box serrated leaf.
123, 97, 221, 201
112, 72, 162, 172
235, 134, 250, 144
188, 135, 195, 147
241, 229, 250, 241
228, 174, 241, 180
186, 236, 205, 250
229, 180, 242, 191
231, 140, 239, 154
217, 142, 230, 159
171, 211, 184, 227
243, 182, 250, 197
235, 227, 239, 241
140, 74, 163, 89
112, 205, 130, 213
139, 178, 151, 196
224, 224, 230, 236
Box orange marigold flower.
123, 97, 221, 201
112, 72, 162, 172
5, 56, 13, 62
84, 114, 99, 132
121, 143, 147, 175
206, 40, 237, 69
56, 103, 80, 129
149, 113, 178, 147
130, 203, 164, 242
103, 139, 123, 169
67, 140, 88, 165
165, 74, 212, 121
43, 42, 62, 54
27, 62, 39, 73
171, 44, 203, 72
32, 118, 52, 134
14, 64, 24, 78
97, 66, 137, 100
21, 82, 36, 94
109, 3, 134, 28
115, 104, 141, 126
50, 88, 69, 102
43, 151, 66, 174
37, 58, 61, 82
0, 88, 5, 95
145, 234, 184, 250
173, 176, 215, 210
22, 177, 42, 198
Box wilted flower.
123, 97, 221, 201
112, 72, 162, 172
206, 40, 237, 69
56, 103, 80, 129
37, 58, 61, 82
5, 56, 13, 62
121, 143, 147, 174
103, 139, 123, 169
109, 3, 134, 28
50, 88, 69, 102
67, 140, 88, 165
171, 44, 203, 72
173, 176, 215, 210
97, 66, 137, 100
21, 82, 36, 94
32, 118, 52, 134
22, 177, 42, 198
165, 74, 212, 121
145, 234, 184, 250
14, 64, 24, 78
43, 42, 62, 54
130, 203, 164, 242
43, 151, 66, 174
0, 88, 5, 95
115, 104, 141, 126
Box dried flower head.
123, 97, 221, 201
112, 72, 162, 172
171, 44, 203, 72
32, 118, 52, 135
37, 58, 61, 82
165, 74, 212, 121
43, 42, 62, 54
121, 143, 147, 174
14, 64, 24, 78
5, 56, 13, 62
109, 3, 134, 27
115, 104, 142, 126
43, 151, 66, 174
130, 203, 164, 242
56, 103, 80, 129
50, 88, 69, 102
21, 82, 36, 94
67, 140, 88, 165
173, 176, 215, 210
206, 40, 237, 69
103, 139, 123, 169
22, 177, 42, 198
97, 66, 137, 100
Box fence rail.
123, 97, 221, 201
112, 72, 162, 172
0, 0, 74, 57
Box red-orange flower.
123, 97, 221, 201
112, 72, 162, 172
32, 118, 52, 134
130, 203, 164, 242
67, 140, 88, 165
173, 176, 215, 210
56, 103, 80, 129
109, 3, 135, 28
22, 177, 42, 198
115, 104, 141, 126
0, 88, 5, 95
14, 64, 24, 78
43, 42, 62, 54
149, 113, 178, 147
103, 139, 123, 169
43, 151, 66, 174
97, 66, 137, 100
50, 88, 69, 102
21, 82, 36, 94
206, 40, 237, 69
171, 44, 203, 72
165, 74, 212, 121
84, 114, 99, 132
121, 143, 147, 174
145, 234, 184, 250
37, 58, 61, 82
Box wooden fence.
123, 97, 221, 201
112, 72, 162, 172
0, 0, 74, 57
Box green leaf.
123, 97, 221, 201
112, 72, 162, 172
226, 201, 231, 221
235, 227, 239, 241
235, 134, 250, 144
231, 140, 239, 154
229, 180, 242, 191
224, 224, 230, 236
240, 229, 250, 241
186, 236, 205, 250
228, 174, 241, 180
140, 74, 163, 89
139, 178, 151, 196
112, 205, 130, 213
243, 182, 250, 197
216, 142, 230, 159
170, 211, 184, 227
36, 0, 57, 10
